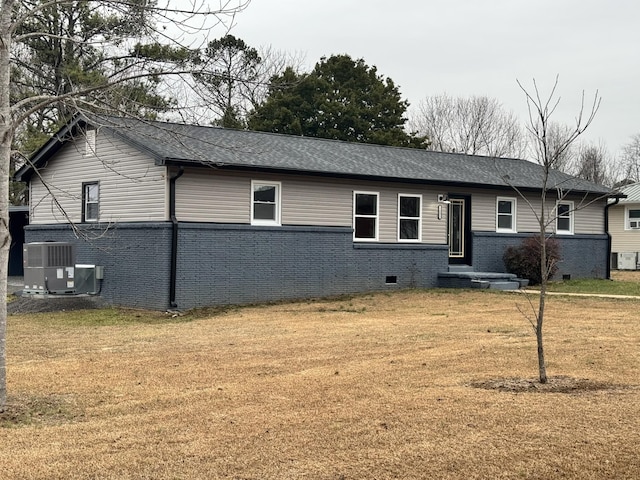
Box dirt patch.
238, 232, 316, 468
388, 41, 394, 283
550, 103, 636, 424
470, 376, 627, 394
7, 294, 106, 314
0, 394, 79, 427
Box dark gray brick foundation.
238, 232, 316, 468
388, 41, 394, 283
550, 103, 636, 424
26, 223, 172, 309
176, 224, 448, 308
26, 223, 449, 310
25, 223, 609, 309
472, 232, 609, 280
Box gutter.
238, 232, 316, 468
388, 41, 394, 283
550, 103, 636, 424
604, 196, 622, 280
169, 166, 185, 309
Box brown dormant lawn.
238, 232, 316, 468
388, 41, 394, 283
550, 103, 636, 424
1, 286, 639, 479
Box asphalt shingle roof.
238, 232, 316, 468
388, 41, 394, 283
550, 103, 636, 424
19, 115, 615, 196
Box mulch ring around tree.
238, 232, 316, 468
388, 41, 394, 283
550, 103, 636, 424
469, 376, 632, 394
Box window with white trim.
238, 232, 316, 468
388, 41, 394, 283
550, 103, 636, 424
398, 194, 422, 241
626, 208, 640, 230
82, 182, 99, 222
496, 197, 517, 233
556, 201, 574, 234
353, 191, 379, 241
251, 181, 281, 225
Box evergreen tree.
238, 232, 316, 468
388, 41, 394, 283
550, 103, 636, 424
194, 34, 262, 128
249, 54, 428, 148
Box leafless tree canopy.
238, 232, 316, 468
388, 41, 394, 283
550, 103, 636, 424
572, 141, 613, 186
620, 133, 640, 183
410, 94, 525, 158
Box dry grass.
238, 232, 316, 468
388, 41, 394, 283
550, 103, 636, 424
1, 287, 639, 479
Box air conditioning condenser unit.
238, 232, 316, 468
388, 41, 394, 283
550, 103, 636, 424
23, 242, 76, 294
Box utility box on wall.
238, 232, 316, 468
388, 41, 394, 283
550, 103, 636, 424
617, 252, 638, 270
74, 264, 104, 294
23, 242, 76, 294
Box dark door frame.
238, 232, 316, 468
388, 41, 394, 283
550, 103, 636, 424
447, 194, 472, 265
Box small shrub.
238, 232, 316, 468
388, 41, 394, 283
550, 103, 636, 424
503, 236, 561, 285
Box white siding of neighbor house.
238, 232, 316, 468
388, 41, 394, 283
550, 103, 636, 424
610, 203, 640, 252
30, 131, 167, 224
176, 169, 448, 243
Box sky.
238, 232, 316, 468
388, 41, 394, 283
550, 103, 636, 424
227, 0, 640, 157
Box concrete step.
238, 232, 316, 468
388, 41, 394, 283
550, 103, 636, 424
438, 268, 528, 290
487, 281, 521, 291
447, 264, 474, 273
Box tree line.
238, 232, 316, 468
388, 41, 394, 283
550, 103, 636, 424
10, 7, 640, 200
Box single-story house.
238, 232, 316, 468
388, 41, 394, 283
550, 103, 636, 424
15, 115, 615, 310
609, 182, 640, 269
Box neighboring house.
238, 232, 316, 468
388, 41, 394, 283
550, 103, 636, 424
15, 115, 615, 310
609, 182, 640, 270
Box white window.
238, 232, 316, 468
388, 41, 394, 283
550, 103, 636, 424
353, 191, 379, 241
556, 201, 574, 234
626, 208, 640, 230
251, 181, 281, 225
82, 182, 99, 222
496, 197, 517, 233
398, 194, 422, 242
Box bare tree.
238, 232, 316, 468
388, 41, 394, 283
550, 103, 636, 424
573, 141, 613, 186
516, 76, 600, 383
620, 133, 640, 182
541, 122, 577, 172
0, 0, 248, 410
410, 94, 525, 158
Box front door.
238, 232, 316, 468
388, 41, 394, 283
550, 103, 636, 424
448, 195, 472, 265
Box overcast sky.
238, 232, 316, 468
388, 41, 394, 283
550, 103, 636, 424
228, 0, 639, 157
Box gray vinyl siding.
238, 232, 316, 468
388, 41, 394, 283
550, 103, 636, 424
573, 198, 606, 234
30, 131, 167, 224
610, 204, 640, 252
174, 169, 606, 241
465, 188, 605, 235
175, 169, 448, 244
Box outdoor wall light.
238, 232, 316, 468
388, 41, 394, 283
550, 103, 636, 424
437, 194, 451, 204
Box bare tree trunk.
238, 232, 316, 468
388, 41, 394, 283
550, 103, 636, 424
537, 227, 548, 384
0, 0, 15, 410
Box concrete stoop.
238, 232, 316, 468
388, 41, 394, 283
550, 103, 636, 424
438, 266, 528, 291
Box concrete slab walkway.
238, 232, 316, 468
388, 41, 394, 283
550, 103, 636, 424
518, 290, 640, 300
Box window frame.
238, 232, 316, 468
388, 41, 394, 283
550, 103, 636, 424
250, 180, 281, 226
496, 196, 517, 233
82, 181, 99, 223
625, 207, 640, 230
555, 200, 574, 235
397, 193, 422, 242
353, 191, 379, 241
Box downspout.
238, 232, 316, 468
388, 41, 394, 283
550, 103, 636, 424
169, 166, 185, 308
604, 197, 620, 280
